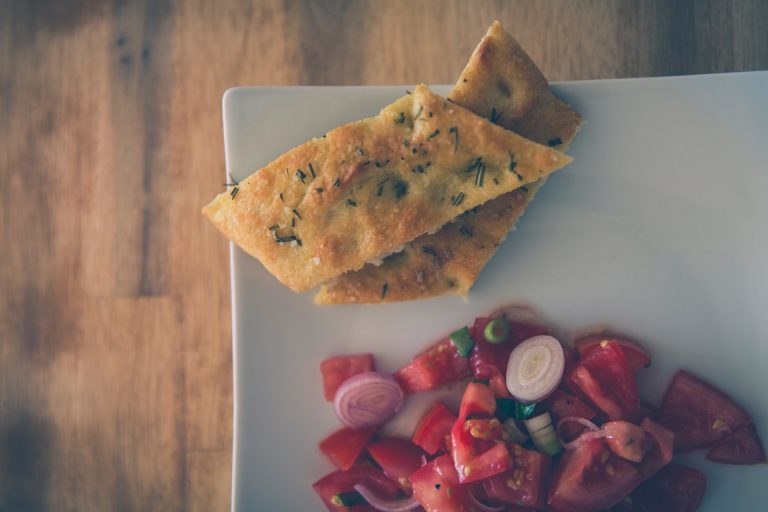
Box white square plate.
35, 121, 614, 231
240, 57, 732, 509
223, 73, 768, 511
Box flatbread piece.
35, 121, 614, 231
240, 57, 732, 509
315, 21, 583, 303
204, 84, 572, 291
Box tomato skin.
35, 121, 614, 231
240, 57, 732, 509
321, 354, 375, 401
621, 465, 707, 512
312, 467, 400, 512
567, 341, 640, 421
394, 339, 470, 394
706, 424, 767, 464
412, 402, 457, 455
575, 335, 651, 373
658, 370, 752, 452
481, 443, 550, 508
319, 427, 377, 471
547, 438, 641, 512
542, 389, 597, 440
637, 417, 674, 479
366, 438, 426, 488
410, 454, 470, 512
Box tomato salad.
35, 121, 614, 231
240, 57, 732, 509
314, 306, 766, 512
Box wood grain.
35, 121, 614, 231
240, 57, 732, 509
1, 1, 766, 510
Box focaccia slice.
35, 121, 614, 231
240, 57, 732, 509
203, 84, 572, 292
315, 21, 583, 303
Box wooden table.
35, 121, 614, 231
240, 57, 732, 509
1, 1, 766, 510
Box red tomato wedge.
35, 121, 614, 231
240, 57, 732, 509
567, 365, 624, 420
449, 381, 511, 483
393, 339, 470, 394
451, 419, 510, 483
622, 465, 707, 512
457, 381, 497, 421
706, 424, 767, 464
567, 340, 640, 421
548, 438, 641, 512
638, 417, 674, 479
319, 427, 376, 471
575, 334, 651, 373
410, 454, 470, 512
658, 370, 752, 452
366, 438, 426, 488
412, 402, 457, 455
542, 389, 597, 440
312, 467, 400, 512
481, 443, 550, 508
320, 354, 375, 401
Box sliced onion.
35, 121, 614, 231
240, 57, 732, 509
505, 335, 564, 402
353, 484, 419, 512
556, 416, 600, 436
467, 486, 505, 512
561, 429, 610, 450
334, 372, 404, 429
557, 416, 605, 450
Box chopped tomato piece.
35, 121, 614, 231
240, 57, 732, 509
623, 465, 706, 512
575, 334, 651, 373
638, 417, 674, 479
412, 402, 457, 455
706, 424, 767, 464
451, 418, 510, 483
319, 427, 376, 471
567, 365, 624, 420
366, 438, 425, 488
410, 454, 469, 512
393, 339, 470, 394
458, 382, 497, 421
542, 389, 597, 440
658, 370, 752, 452
548, 437, 641, 512
320, 354, 375, 401
481, 443, 550, 508
312, 467, 400, 512
449, 382, 510, 483
567, 340, 640, 421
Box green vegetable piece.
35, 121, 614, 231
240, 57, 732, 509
450, 326, 475, 357
496, 398, 537, 421
503, 418, 529, 444
484, 318, 510, 343
525, 412, 562, 456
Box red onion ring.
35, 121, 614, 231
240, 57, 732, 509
561, 429, 611, 450
334, 372, 404, 429
557, 416, 604, 450
467, 486, 506, 512
353, 484, 419, 512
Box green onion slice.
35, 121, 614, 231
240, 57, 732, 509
450, 326, 475, 357
484, 318, 510, 343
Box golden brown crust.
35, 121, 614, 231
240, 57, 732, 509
315, 21, 583, 304
203, 84, 571, 292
